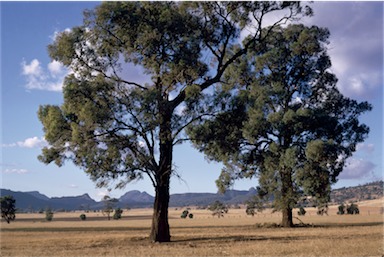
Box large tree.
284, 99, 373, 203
188, 24, 372, 227
38, 2, 310, 241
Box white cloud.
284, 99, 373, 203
48, 60, 65, 75
22, 59, 42, 76
18, 137, 48, 148
2, 168, 29, 174
356, 143, 375, 154
21, 59, 69, 92
339, 158, 376, 179
96, 190, 110, 201
303, 2, 383, 101
2, 136, 47, 148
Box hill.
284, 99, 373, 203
330, 180, 383, 204
1, 181, 382, 211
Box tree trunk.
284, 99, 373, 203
280, 168, 294, 227
150, 99, 172, 242
150, 180, 171, 242
281, 206, 293, 227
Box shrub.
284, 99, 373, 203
209, 201, 228, 218
347, 203, 359, 215
337, 204, 345, 215
113, 208, 123, 220
188, 213, 193, 219
45, 208, 54, 221
181, 210, 189, 219
80, 213, 87, 220
246, 206, 255, 216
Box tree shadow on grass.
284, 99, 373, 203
170, 221, 384, 244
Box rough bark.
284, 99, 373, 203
150, 179, 171, 242
149, 101, 172, 242
280, 169, 294, 227
281, 205, 293, 227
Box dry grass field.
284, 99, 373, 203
1, 199, 383, 257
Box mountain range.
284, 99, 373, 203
1, 181, 382, 212
0, 188, 256, 212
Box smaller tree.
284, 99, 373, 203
337, 204, 346, 215
45, 208, 54, 221
102, 195, 118, 220
209, 201, 228, 218
113, 208, 123, 220
347, 203, 359, 215
180, 210, 189, 219
245, 196, 265, 217
80, 213, 87, 221
245, 201, 256, 217
1, 196, 16, 223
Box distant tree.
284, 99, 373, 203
180, 210, 189, 219
45, 208, 54, 221
37, 2, 311, 242
337, 204, 346, 215
346, 203, 359, 215
102, 195, 118, 220
80, 213, 87, 220
209, 201, 228, 218
113, 208, 123, 220
245, 201, 256, 216
188, 24, 371, 227
1, 196, 16, 224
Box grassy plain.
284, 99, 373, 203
1, 199, 383, 257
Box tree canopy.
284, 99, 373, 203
188, 24, 371, 227
38, 2, 311, 241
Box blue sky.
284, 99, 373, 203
1, 2, 383, 201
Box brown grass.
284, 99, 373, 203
1, 200, 383, 256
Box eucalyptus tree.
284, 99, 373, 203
188, 24, 371, 227
37, 2, 310, 241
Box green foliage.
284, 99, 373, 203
209, 201, 228, 218
346, 203, 359, 215
113, 208, 123, 220
80, 213, 87, 220
37, 2, 311, 242
337, 203, 359, 215
1, 196, 16, 224
246, 205, 255, 216
188, 24, 371, 227
102, 195, 117, 220
180, 210, 189, 219
180, 210, 194, 219
45, 208, 54, 221
337, 204, 346, 215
